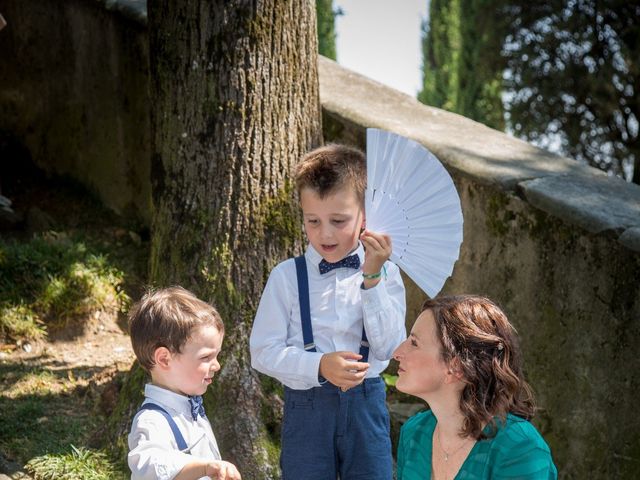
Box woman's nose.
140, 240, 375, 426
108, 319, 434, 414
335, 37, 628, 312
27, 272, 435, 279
392, 342, 404, 360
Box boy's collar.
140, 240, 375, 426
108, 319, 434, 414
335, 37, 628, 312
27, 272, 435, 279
144, 383, 192, 418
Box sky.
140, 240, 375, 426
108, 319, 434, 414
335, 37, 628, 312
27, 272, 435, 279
334, 0, 429, 97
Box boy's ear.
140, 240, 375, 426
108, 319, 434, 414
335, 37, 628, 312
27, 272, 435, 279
154, 346, 172, 370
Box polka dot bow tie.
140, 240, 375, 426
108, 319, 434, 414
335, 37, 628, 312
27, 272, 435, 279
188, 395, 206, 421
318, 254, 361, 274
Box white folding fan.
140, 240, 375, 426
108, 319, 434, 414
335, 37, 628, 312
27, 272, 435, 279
365, 128, 463, 297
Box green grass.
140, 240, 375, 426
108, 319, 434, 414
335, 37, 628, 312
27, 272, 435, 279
0, 231, 130, 342
26, 445, 122, 480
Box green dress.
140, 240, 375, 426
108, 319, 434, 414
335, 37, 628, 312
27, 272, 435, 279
397, 410, 557, 480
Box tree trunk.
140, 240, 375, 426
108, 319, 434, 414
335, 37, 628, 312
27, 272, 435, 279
147, 1, 321, 476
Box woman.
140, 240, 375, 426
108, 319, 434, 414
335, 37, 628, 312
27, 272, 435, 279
393, 295, 557, 480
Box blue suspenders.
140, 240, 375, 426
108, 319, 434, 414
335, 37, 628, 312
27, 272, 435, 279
138, 403, 188, 452
294, 255, 370, 362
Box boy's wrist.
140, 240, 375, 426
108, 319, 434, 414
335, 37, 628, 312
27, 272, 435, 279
362, 265, 387, 280
362, 270, 382, 279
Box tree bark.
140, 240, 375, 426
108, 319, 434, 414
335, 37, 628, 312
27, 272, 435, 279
147, 1, 321, 476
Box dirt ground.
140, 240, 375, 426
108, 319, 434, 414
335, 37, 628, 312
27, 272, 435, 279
1, 309, 135, 371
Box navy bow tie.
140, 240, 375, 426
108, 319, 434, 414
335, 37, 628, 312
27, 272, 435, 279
318, 254, 361, 274
188, 395, 206, 421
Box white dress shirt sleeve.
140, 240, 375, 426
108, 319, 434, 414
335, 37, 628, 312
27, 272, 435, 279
360, 261, 407, 361
250, 261, 325, 390
128, 410, 204, 480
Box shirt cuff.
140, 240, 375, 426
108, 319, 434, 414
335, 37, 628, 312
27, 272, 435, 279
360, 279, 392, 316
298, 351, 325, 387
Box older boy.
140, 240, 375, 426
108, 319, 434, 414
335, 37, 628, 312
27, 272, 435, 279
250, 144, 406, 479
128, 287, 241, 480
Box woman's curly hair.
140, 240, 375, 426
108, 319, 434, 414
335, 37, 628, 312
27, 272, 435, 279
423, 295, 536, 439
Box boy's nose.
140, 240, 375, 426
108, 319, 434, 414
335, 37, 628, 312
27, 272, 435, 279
319, 224, 333, 239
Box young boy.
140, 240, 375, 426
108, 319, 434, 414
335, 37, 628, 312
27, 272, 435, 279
127, 286, 241, 480
250, 144, 406, 479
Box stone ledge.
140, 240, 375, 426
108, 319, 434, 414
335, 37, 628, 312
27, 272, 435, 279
319, 57, 598, 191
619, 227, 640, 252
519, 172, 640, 241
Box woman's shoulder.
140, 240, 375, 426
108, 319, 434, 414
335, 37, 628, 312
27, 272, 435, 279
483, 414, 557, 478
401, 409, 435, 435
497, 414, 552, 452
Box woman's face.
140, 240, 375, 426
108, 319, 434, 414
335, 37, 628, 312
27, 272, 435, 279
393, 309, 451, 398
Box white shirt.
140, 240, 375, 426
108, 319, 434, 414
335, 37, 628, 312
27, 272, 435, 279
128, 384, 221, 480
250, 243, 407, 390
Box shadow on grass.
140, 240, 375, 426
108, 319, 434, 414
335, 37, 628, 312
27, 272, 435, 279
0, 358, 131, 477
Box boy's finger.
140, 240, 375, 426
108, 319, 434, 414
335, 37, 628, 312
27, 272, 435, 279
338, 351, 362, 360
349, 361, 369, 371
362, 229, 389, 244
363, 235, 383, 251
351, 370, 367, 381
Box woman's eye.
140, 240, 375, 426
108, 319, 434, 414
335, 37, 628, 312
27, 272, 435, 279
410, 339, 418, 347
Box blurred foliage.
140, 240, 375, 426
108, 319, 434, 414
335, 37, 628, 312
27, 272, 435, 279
419, 0, 507, 130
316, 0, 341, 60
420, 1, 639, 183
502, 1, 640, 183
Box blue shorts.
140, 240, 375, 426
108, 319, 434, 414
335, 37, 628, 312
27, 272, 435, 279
280, 376, 392, 480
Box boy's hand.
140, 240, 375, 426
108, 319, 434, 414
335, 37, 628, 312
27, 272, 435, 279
360, 229, 392, 288
319, 351, 369, 390
205, 460, 241, 479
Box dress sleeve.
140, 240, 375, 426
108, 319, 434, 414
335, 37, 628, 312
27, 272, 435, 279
493, 422, 558, 480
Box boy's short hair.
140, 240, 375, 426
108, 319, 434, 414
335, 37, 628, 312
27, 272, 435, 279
128, 286, 224, 371
294, 144, 366, 204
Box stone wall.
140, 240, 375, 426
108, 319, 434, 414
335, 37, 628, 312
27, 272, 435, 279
0, 0, 151, 223
1, 2, 640, 477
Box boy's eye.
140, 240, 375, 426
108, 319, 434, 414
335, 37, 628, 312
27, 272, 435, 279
332, 219, 345, 225
410, 339, 418, 347
307, 219, 319, 225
